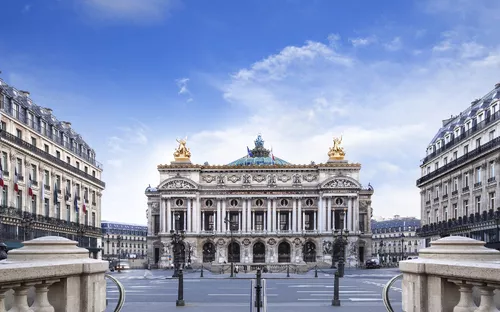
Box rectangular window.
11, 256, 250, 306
31, 195, 37, 214
434, 162, 439, 170
41, 121, 46, 136
92, 191, 96, 203
55, 204, 60, 219
490, 161, 495, 178
464, 200, 469, 216
464, 145, 469, 154
44, 144, 49, 153
444, 183, 448, 195
76, 161, 80, 170
92, 170, 96, 177
44, 198, 50, 217
66, 179, 71, 194
84, 166, 88, 174
1, 186, 7, 206
56, 175, 61, 188
454, 178, 458, 191
16, 158, 22, 176
66, 156, 71, 164
464, 173, 469, 187
476, 196, 481, 213
84, 212, 88, 226
13, 103, 19, 118
489, 192, 495, 209
435, 186, 439, 198
31, 164, 37, 181
476, 138, 481, 148
435, 209, 439, 223
453, 203, 458, 219
66, 205, 71, 222
426, 166, 430, 175
1, 152, 7, 174
92, 212, 96, 227
28, 112, 34, 128
453, 151, 458, 160
44, 170, 49, 185
443, 157, 448, 165
56, 150, 61, 159
16, 128, 22, 139
444, 207, 448, 221
16, 190, 22, 209
0, 121, 5, 131
476, 167, 482, 183
31, 137, 37, 146
490, 130, 496, 141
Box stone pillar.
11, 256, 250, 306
238, 211, 242, 232
160, 199, 165, 233
166, 198, 171, 233
288, 211, 291, 231
297, 198, 302, 231
318, 195, 324, 232
222, 199, 227, 231
327, 197, 332, 231
272, 199, 277, 232
217, 200, 221, 232
267, 198, 272, 232
292, 198, 297, 232
313, 212, 316, 231
187, 198, 192, 232
353, 197, 359, 233
347, 198, 352, 231
247, 198, 252, 232
242, 199, 246, 232
201, 211, 205, 232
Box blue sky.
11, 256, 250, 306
1, 0, 500, 224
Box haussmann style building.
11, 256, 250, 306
101, 221, 147, 259
417, 82, 500, 250
145, 134, 374, 269
0, 78, 105, 258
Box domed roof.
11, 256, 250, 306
227, 134, 292, 166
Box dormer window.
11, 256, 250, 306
465, 120, 472, 131
478, 112, 484, 123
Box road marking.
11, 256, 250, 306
297, 298, 330, 301
349, 298, 384, 302
297, 290, 376, 293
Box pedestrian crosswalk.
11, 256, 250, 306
277, 282, 390, 302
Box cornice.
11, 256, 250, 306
157, 162, 362, 170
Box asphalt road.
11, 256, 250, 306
106, 268, 402, 312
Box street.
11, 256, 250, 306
106, 268, 402, 312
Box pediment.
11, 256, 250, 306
321, 177, 361, 189
158, 178, 198, 190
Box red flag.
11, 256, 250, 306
0, 161, 4, 188
28, 174, 34, 197
14, 167, 19, 193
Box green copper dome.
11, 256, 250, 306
227, 135, 291, 166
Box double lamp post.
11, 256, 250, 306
224, 217, 237, 278
170, 212, 185, 306
331, 209, 348, 278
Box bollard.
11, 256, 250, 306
314, 265, 318, 278
176, 267, 185, 306
255, 269, 262, 312
287, 264, 290, 278
200, 264, 204, 278
332, 271, 340, 306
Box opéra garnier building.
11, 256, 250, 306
145, 135, 374, 268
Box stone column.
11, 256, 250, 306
318, 195, 323, 232
201, 211, 205, 232
160, 199, 165, 233
298, 198, 302, 231
347, 198, 352, 231
272, 199, 277, 232
267, 198, 272, 232
187, 198, 192, 232
166, 198, 171, 232
217, 200, 221, 232
242, 199, 246, 232
292, 198, 297, 232
238, 211, 242, 232
313, 212, 316, 231
327, 197, 332, 231
353, 197, 359, 233
247, 198, 252, 232
222, 199, 227, 231
288, 211, 291, 231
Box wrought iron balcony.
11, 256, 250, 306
462, 186, 470, 192
488, 177, 496, 183
442, 194, 448, 200
452, 190, 458, 196
474, 182, 483, 188
0, 130, 105, 187
44, 184, 50, 190
417, 136, 500, 186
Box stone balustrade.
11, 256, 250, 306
0, 236, 108, 312
400, 236, 500, 312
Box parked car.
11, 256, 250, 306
365, 258, 381, 269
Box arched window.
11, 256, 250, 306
230, 199, 238, 207
305, 199, 314, 206
280, 199, 289, 207
255, 199, 264, 207
175, 199, 184, 206
335, 198, 343, 205
205, 199, 213, 207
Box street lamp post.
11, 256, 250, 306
117, 235, 122, 272
171, 212, 185, 278
224, 217, 236, 277
106, 234, 110, 260
333, 209, 349, 277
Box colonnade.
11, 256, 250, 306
151, 194, 362, 235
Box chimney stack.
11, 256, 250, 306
62, 121, 72, 127
44, 107, 53, 114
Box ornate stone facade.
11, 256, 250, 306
145, 135, 374, 268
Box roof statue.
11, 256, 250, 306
328, 136, 346, 161
227, 134, 291, 166
173, 137, 191, 162
255, 134, 265, 148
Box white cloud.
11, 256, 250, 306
81, 0, 178, 22
384, 37, 402, 51
176, 77, 193, 102
349, 36, 376, 47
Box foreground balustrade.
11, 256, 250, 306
0, 236, 108, 312
400, 236, 500, 312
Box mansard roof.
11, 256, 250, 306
428, 83, 500, 147
227, 134, 292, 166
0, 79, 94, 152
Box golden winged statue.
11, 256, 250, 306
173, 137, 191, 161
328, 136, 346, 160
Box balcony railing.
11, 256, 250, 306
44, 184, 50, 190
474, 182, 483, 188
417, 136, 500, 186
451, 190, 458, 196
0, 205, 102, 236
488, 177, 496, 183
0, 130, 105, 187
417, 208, 500, 237
421, 109, 500, 165
462, 186, 470, 192
442, 194, 448, 200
